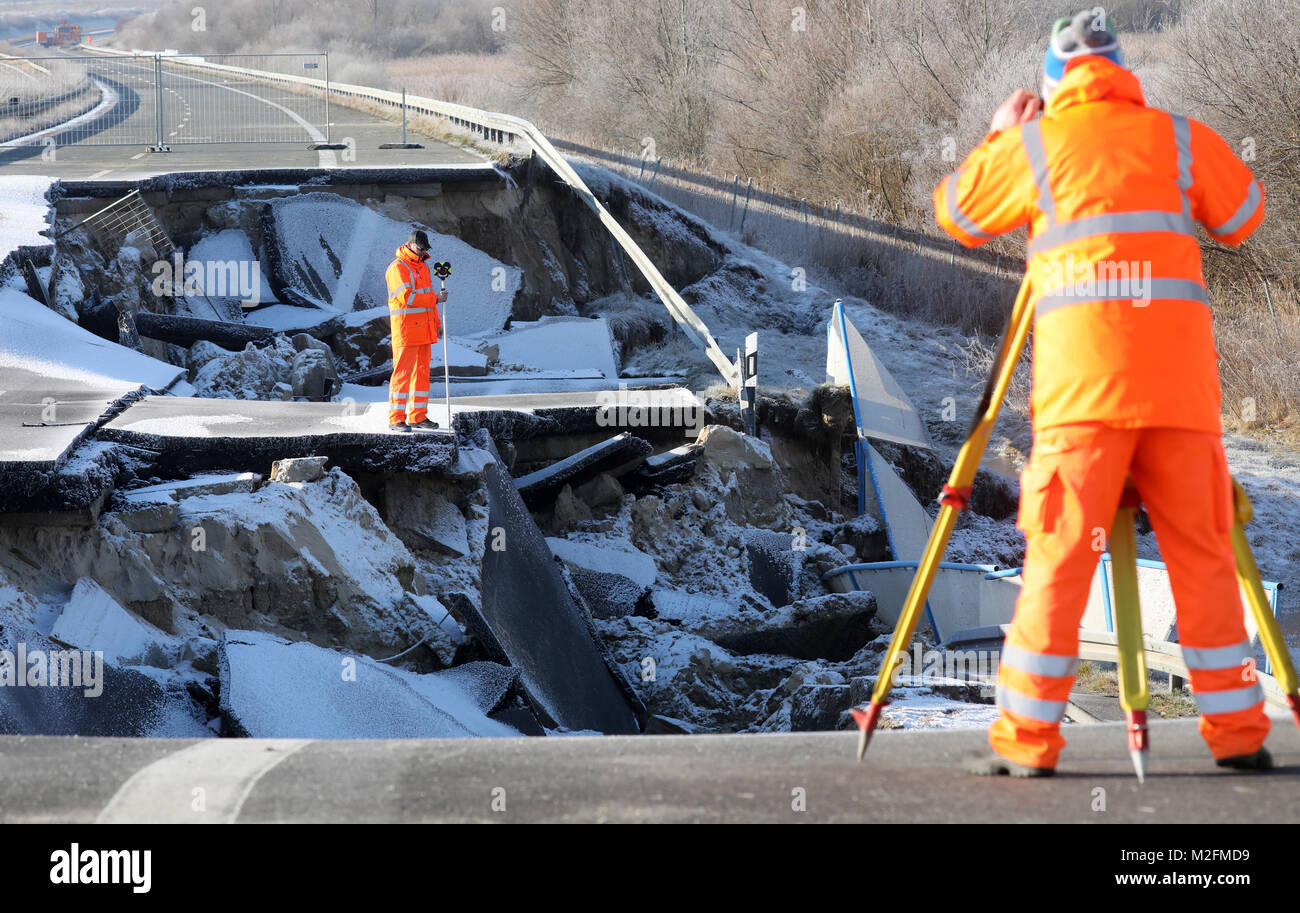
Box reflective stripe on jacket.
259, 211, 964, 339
385, 244, 441, 347
934, 56, 1264, 432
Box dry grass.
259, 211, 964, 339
1073, 662, 1198, 719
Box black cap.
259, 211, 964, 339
407, 229, 431, 253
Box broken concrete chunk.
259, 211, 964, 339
290, 346, 339, 401
115, 497, 180, 534
789, 684, 852, 731
692, 425, 790, 528
551, 484, 592, 533
697, 424, 774, 470
123, 472, 262, 503
573, 472, 624, 509
699, 591, 880, 661
270, 456, 328, 484
546, 537, 658, 588
383, 478, 470, 556
50, 578, 182, 668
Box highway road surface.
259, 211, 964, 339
0, 47, 484, 179
2, 719, 1297, 823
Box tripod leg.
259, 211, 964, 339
1230, 479, 1300, 730
852, 274, 1035, 760
1111, 492, 1150, 782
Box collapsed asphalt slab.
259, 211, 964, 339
515, 432, 653, 507
218, 631, 532, 739
473, 446, 643, 733
99, 396, 456, 474
0, 628, 207, 738
452, 387, 707, 444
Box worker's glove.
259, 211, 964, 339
437, 290, 448, 303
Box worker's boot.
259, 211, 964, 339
408, 419, 441, 432
389, 421, 412, 433
962, 753, 1055, 778
1215, 747, 1273, 771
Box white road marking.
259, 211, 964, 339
130, 152, 145, 159
96, 739, 312, 823
87, 169, 113, 179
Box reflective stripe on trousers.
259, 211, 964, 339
1180, 638, 1266, 717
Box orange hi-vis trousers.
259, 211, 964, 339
388, 343, 431, 424
991, 422, 1270, 769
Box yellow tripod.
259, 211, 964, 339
853, 273, 1300, 772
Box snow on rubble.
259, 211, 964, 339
0, 175, 55, 254
218, 631, 523, 739
0, 286, 183, 393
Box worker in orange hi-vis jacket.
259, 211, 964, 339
385, 229, 446, 433
933, 10, 1270, 777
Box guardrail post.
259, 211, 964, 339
324, 52, 332, 144
740, 332, 758, 435
151, 54, 169, 152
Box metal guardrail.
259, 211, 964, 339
79, 43, 741, 387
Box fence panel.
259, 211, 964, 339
0, 53, 159, 146
157, 53, 329, 145
0, 51, 329, 147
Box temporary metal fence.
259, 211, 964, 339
156, 53, 330, 146
62, 189, 174, 257
0, 51, 329, 148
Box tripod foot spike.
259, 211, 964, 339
1126, 709, 1149, 783
1129, 748, 1147, 784
851, 702, 886, 761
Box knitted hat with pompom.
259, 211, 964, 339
1043, 9, 1124, 99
